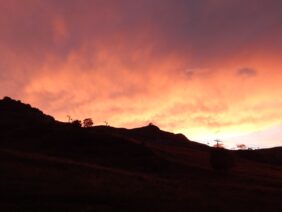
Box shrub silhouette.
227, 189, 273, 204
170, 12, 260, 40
83, 118, 94, 128
236, 144, 247, 150
71, 120, 82, 128
210, 147, 234, 173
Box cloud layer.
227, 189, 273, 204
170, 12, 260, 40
1, 0, 282, 147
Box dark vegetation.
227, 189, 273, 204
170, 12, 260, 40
0, 97, 282, 211
210, 148, 235, 173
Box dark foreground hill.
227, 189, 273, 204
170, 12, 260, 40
0, 97, 281, 211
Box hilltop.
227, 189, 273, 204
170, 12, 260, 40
0, 97, 281, 211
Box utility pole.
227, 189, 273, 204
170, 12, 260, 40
214, 139, 222, 148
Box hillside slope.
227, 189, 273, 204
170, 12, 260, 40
0, 97, 281, 211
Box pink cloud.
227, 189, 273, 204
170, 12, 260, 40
1, 0, 282, 147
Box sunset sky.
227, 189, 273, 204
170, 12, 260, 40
1, 0, 282, 148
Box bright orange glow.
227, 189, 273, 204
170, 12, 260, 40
1, 0, 282, 148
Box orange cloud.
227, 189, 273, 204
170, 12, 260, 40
1, 0, 282, 147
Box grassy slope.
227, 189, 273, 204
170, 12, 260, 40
1, 138, 281, 212
0, 97, 281, 211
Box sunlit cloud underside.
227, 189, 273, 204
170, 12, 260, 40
1, 0, 282, 148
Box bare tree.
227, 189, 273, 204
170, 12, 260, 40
67, 115, 72, 123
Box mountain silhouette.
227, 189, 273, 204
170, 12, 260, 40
0, 97, 281, 211
0, 96, 55, 128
